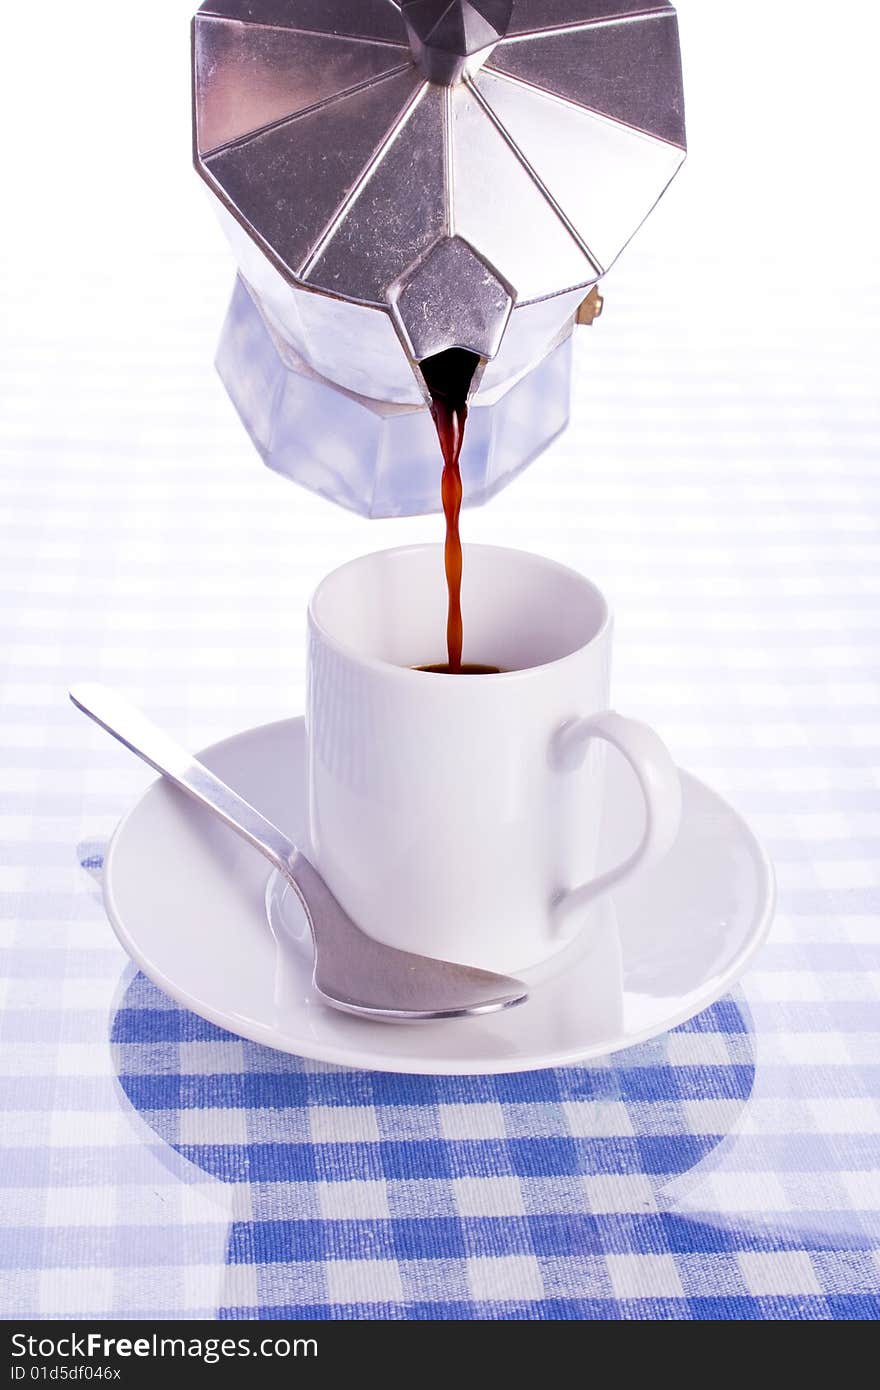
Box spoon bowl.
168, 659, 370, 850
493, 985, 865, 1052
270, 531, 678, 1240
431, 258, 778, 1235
70, 684, 527, 1022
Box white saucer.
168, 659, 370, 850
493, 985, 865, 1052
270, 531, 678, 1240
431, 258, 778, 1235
103, 718, 774, 1075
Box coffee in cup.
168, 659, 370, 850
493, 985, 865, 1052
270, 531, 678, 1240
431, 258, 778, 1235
307, 544, 682, 974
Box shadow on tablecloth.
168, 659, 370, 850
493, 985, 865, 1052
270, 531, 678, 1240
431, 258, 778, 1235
107, 960, 757, 1319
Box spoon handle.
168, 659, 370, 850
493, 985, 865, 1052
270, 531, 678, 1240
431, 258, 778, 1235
69, 683, 295, 876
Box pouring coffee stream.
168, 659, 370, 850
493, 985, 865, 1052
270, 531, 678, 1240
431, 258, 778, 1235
420, 348, 480, 673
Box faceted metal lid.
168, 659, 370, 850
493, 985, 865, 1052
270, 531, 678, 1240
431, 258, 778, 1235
193, 0, 686, 361
402, 0, 514, 84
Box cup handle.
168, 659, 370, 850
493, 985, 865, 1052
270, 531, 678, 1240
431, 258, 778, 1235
552, 710, 683, 927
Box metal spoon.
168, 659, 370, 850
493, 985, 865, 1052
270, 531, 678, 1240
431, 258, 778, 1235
69, 684, 527, 1021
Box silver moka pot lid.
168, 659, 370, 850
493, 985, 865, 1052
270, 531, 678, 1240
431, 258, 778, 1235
193, 0, 686, 363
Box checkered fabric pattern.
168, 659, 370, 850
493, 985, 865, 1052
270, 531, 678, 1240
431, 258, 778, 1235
2, 0, 880, 1321
108, 976, 761, 1320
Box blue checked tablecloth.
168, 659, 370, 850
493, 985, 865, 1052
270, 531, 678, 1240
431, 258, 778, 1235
2, 0, 880, 1321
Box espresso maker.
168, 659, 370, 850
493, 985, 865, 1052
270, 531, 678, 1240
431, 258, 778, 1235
192, 0, 686, 517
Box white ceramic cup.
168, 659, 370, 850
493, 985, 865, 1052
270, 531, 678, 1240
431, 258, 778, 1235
307, 544, 682, 974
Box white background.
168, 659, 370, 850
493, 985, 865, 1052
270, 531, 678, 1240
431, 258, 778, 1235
2, 0, 879, 752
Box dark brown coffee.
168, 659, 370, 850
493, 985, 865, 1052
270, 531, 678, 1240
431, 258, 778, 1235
420, 348, 481, 675
414, 663, 506, 675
